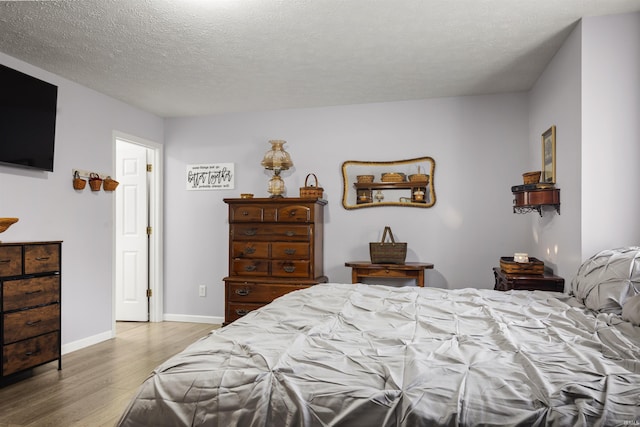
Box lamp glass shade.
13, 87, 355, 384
261, 140, 293, 170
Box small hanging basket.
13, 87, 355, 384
300, 173, 324, 199
369, 226, 407, 264
89, 173, 103, 191
103, 176, 120, 191
72, 170, 86, 190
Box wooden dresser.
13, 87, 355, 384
0, 241, 62, 380
223, 198, 327, 324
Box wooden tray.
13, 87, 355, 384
500, 257, 544, 275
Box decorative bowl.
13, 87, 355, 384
0, 217, 19, 233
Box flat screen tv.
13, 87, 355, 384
0, 64, 58, 172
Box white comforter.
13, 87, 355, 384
118, 283, 640, 426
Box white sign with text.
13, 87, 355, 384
186, 163, 234, 190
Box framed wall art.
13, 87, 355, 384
541, 125, 556, 184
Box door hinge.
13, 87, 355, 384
146, 289, 152, 298
147, 164, 153, 172
147, 226, 152, 236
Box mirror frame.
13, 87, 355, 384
341, 156, 436, 209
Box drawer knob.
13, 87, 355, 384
241, 211, 249, 216
283, 265, 296, 273
25, 289, 43, 295
243, 247, 256, 255
284, 248, 296, 255
0, 259, 10, 264
235, 309, 249, 316
244, 265, 257, 272
26, 320, 42, 326
289, 210, 297, 216
25, 350, 40, 357
235, 288, 250, 296
244, 228, 257, 236
36, 257, 50, 261
285, 231, 295, 237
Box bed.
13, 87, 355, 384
118, 248, 640, 426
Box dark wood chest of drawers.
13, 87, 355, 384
493, 267, 564, 292
1, 241, 62, 380
223, 198, 327, 324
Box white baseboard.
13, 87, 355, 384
62, 330, 114, 355
163, 313, 223, 325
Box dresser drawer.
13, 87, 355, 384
232, 224, 311, 241
226, 302, 264, 323
272, 242, 309, 259
3, 276, 60, 311
272, 260, 310, 278
2, 331, 60, 376
0, 246, 22, 277
227, 282, 310, 303
3, 304, 60, 344
229, 205, 277, 222
231, 242, 270, 259
24, 244, 60, 274
231, 260, 269, 276
276, 204, 312, 222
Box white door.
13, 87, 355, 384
115, 140, 149, 321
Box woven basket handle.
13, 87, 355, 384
380, 226, 396, 244
304, 173, 318, 188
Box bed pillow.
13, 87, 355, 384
622, 294, 640, 325
570, 247, 640, 314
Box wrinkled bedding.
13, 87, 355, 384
117, 284, 640, 427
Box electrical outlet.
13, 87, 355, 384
198, 285, 206, 297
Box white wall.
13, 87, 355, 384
528, 21, 583, 282
0, 53, 164, 348
581, 12, 640, 259
164, 94, 530, 319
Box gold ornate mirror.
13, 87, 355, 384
341, 157, 436, 209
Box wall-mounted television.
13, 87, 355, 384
0, 64, 58, 172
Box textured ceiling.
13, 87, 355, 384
1, 0, 639, 118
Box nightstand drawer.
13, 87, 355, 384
0, 246, 22, 277
2, 331, 60, 376
24, 244, 60, 274
3, 276, 60, 311
3, 304, 60, 344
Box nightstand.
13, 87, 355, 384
493, 267, 564, 292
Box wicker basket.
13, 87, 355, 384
356, 175, 374, 183
370, 226, 407, 264
381, 172, 406, 183
89, 173, 102, 191
72, 171, 86, 190
500, 257, 544, 275
299, 173, 323, 198
523, 171, 541, 184
103, 176, 119, 192
408, 173, 430, 184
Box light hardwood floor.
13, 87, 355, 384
0, 321, 219, 427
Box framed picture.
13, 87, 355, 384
541, 125, 556, 184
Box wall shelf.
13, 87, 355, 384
512, 188, 560, 216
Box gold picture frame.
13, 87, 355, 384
341, 156, 436, 209
541, 125, 556, 184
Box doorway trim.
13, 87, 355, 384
112, 131, 164, 331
